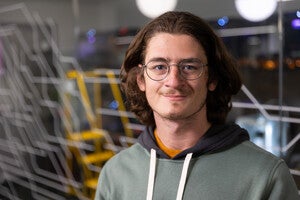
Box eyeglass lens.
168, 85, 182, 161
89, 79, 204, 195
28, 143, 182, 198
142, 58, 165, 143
144, 60, 205, 81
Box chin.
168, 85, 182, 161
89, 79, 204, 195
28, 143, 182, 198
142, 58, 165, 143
163, 112, 189, 120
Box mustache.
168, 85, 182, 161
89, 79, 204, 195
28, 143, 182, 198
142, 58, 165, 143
160, 89, 188, 96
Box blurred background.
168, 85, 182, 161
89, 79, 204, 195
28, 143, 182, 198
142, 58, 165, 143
0, 0, 299, 199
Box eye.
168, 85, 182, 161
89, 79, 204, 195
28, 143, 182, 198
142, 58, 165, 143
148, 62, 168, 71
155, 65, 167, 70
180, 63, 199, 71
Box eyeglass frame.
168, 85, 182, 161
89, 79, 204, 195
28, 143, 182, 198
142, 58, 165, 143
140, 58, 208, 81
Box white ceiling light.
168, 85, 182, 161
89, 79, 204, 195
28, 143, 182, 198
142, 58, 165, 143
135, 0, 177, 19
235, 0, 277, 22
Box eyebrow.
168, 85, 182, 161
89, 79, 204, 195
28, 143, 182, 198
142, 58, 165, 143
146, 57, 203, 63
146, 57, 168, 63
179, 58, 203, 63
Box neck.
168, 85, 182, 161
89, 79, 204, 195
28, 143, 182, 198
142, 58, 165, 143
154, 111, 211, 151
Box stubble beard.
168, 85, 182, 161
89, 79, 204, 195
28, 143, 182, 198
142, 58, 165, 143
153, 99, 207, 122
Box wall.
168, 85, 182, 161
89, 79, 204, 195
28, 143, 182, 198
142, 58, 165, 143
1, 0, 299, 55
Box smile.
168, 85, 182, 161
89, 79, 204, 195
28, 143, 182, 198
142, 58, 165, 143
163, 94, 187, 101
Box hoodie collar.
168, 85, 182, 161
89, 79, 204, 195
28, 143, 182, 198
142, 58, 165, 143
138, 123, 249, 159
146, 149, 193, 200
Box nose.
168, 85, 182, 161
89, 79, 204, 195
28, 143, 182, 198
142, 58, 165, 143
165, 66, 184, 87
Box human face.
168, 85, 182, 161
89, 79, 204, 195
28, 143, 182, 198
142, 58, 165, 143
137, 33, 216, 122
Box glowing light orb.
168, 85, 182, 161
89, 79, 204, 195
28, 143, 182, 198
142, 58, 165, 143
135, 0, 177, 19
235, 0, 277, 22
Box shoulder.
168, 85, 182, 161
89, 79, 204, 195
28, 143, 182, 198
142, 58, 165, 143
222, 141, 295, 186
112, 143, 148, 160
234, 142, 299, 199
98, 143, 150, 189
239, 141, 290, 172
205, 141, 286, 176
102, 143, 149, 171
229, 140, 282, 162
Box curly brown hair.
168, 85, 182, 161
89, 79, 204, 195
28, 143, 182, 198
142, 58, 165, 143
120, 11, 241, 126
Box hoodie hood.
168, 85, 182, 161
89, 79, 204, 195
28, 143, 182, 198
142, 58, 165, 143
138, 123, 250, 159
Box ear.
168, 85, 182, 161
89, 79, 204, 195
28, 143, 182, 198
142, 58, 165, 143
137, 69, 146, 92
208, 80, 217, 91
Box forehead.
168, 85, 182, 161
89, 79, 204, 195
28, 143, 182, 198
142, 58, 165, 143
144, 33, 207, 62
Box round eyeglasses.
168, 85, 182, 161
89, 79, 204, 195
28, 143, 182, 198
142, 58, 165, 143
142, 59, 207, 81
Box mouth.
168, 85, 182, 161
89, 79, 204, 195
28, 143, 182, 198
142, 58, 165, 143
163, 93, 187, 101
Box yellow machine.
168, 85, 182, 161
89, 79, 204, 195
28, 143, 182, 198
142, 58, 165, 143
64, 69, 134, 199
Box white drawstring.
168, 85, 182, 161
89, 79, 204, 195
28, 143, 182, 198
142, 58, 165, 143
146, 149, 193, 200
146, 149, 156, 200
176, 153, 193, 200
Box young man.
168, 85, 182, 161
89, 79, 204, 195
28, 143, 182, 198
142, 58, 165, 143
95, 11, 299, 200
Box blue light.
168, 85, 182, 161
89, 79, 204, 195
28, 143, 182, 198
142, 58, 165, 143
109, 100, 119, 110
86, 28, 96, 44
218, 19, 226, 26
86, 28, 96, 37
291, 19, 300, 29
297, 11, 300, 18
217, 16, 229, 27
88, 37, 96, 44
